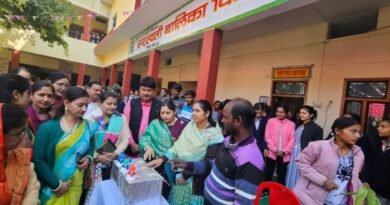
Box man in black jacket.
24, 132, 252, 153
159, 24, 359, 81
124, 76, 162, 155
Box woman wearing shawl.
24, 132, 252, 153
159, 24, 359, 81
33, 87, 98, 205
85, 91, 130, 196
0, 103, 40, 205
148, 100, 224, 205
140, 100, 187, 197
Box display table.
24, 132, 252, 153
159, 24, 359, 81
87, 158, 168, 205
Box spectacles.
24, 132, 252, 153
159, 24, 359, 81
344, 129, 363, 138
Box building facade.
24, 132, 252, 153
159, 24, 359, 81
1, 0, 390, 134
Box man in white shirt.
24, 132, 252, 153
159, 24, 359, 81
83, 81, 103, 120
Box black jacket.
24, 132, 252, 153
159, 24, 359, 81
128, 98, 162, 144
361, 139, 390, 200
251, 117, 269, 152
300, 121, 323, 150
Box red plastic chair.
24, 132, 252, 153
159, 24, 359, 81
253, 182, 300, 205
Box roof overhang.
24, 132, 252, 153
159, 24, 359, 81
94, 0, 191, 54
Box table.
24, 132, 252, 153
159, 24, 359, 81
87, 180, 168, 205
87, 158, 168, 205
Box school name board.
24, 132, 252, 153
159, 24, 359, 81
129, 0, 288, 58
273, 66, 312, 79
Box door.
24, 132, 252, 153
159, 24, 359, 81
271, 81, 307, 116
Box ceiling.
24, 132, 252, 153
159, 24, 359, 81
94, 0, 191, 54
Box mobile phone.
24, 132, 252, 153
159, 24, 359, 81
76, 152, 82, 165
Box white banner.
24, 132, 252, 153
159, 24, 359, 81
129, 0, 288, 58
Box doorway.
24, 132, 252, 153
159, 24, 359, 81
271, 81, 307, 117
272, 96, 304, 117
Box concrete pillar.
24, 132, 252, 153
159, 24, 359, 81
147, 50, 161, 79
196, 29, 223, 102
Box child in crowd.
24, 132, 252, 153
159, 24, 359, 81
179, 90, 196, 122
361, 117, 390, 205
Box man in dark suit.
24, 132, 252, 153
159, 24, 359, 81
124, 76, 162, 155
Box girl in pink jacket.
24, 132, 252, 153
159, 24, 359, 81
294, 117, 364, 205
264, 105, 295, 184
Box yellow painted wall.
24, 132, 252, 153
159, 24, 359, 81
108, 0, 136, 31
21, 53, 60, 70
70, 0, 111, 17
73, 16, 108, 33
18, 33, 105, 67
72, 65, 102, 82
0, 49, 10, 73
102, 39, 131, 67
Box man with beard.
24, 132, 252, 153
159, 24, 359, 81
123, 76, 162, 154
173, 98, 265, 204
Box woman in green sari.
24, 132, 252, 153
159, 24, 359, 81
33, 87, 98, 205
147, 100, 224, 205
140, 100, 187, 197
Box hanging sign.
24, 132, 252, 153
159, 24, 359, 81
129, 0, 288, 58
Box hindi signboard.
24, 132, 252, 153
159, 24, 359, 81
272, 66, 313, 79
129, 0, 288, 58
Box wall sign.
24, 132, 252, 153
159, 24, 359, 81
272, 65, 313, 79
259, 96, 270, 104
129, 0, 288, 58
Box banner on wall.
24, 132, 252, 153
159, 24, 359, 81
128, 0, 288, 58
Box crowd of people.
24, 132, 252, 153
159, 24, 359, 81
0, 67, 389, 205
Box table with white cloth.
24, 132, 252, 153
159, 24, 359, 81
87, 158, 169, 205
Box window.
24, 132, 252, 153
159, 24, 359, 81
273, 82, 306, 95
346, 81, 387, 98
342, 79, 390, 133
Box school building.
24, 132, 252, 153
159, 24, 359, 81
1, 0, 390, 134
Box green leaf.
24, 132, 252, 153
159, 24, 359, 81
0, 0, 75, 52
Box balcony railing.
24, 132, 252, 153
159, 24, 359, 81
67, 30, 106, 44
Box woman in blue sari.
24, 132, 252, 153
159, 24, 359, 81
33, 87, 98, 205
83, 91, 130, 203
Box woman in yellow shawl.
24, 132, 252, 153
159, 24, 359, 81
33, 87, 98, 205
147, 100, 224, 205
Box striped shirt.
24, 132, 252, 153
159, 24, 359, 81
191, 136, 265, 204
